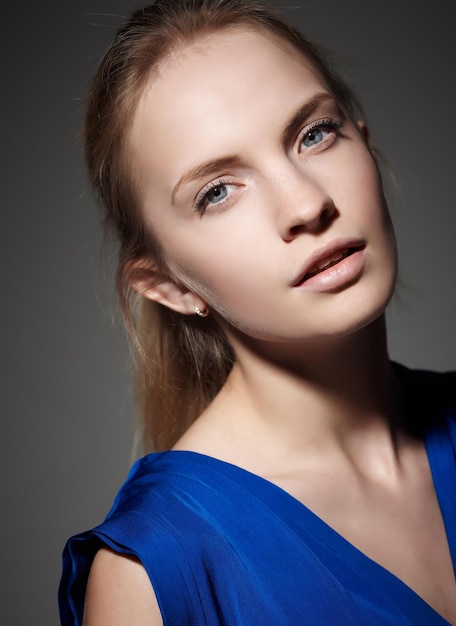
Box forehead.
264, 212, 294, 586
136, 27, 325, 121
129, 29, 328, 190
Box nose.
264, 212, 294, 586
269, 165, 336, 241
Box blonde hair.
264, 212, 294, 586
84, 0, 362, 452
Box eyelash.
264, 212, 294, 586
194, 177, 232, 213
298, 118, 344, 150
193, 118, 344, 213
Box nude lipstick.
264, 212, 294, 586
293, 239, 366, 292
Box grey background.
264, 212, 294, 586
2, 1, 455, 623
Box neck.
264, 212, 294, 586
211, 316, 403, 468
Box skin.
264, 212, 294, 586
84, 29, 456, 625
130, 32, 397, 344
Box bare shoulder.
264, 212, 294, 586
83, 547, 163, 626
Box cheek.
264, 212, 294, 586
156, 204, 265, 293
342, 149, 393, 232
353, 160, 398, 286
166, 238, 262, 304
160, 225, 278, 330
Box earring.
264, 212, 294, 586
193, 305, 208, 318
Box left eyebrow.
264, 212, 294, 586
282, 93, 337, 145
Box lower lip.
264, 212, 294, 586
296, 248, 366, 293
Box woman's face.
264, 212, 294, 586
129, 29, 397, 344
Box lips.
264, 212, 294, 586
305, 248, 352, 277
293, 240, 365, 287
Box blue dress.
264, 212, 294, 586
59, 364, 456, 625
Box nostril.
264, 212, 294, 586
321, 205, 336, 228
287, 204, 336, 238
289, 224, 306, 237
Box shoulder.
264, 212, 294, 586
60, 451, 243, 624
59, 453, 192, 625
83, 547, 163, 626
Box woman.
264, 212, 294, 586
59, 1, 456, 624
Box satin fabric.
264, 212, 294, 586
59, 364, 456, 625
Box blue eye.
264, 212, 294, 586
195, 179, 233, 213
300, 119, 343, 151
302, 128, 324, 148
206, 184, 228, 204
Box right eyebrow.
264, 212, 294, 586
171, 155, 242, 204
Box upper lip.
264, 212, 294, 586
292, 238, 366, 286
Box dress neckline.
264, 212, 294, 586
143, 410, 454, 625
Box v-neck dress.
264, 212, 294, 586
59, 364, 456, 625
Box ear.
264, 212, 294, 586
126, 258, 207, 316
